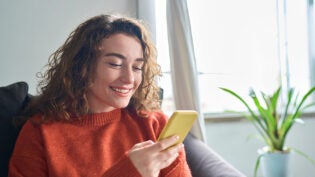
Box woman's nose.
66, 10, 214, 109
120, 66, 135, 83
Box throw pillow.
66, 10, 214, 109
0, 82, 29, 177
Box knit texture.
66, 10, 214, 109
9, 109, 192, 177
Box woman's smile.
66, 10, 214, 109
110, 86, 133, 95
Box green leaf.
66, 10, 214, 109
291, 148, 315, 166
251, 89, 279, 148
220, 88, 269, 140
254, 154, 264, 177
279, 88, 294, 126
301, 102, 315, 112
281, 87, 315, 142
271, 87, 281, 109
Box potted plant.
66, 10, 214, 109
220, 86, 315, 177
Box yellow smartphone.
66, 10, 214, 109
157, 110, 198, 146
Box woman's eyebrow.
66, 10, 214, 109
105, 52, 144, 61
105, 52, 126, 59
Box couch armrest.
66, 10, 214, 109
184, 133, 246, 177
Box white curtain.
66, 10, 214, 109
166, 0, 206, 141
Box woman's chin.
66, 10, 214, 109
113, 102, 130, 109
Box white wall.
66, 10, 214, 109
0, 0, 137, 94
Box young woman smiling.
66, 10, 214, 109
8, 14, 192, 177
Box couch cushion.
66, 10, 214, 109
0, 82, 30, 177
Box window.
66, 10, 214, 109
156, 0, 314, 116
156, 0, 174, 115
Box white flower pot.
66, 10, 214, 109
258, 147, 292, 177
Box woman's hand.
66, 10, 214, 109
128, 135, 184, 177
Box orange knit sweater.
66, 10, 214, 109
9, 108, 192, 177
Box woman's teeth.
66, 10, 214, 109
112, 87, 130, 93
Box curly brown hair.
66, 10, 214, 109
26, 14, 162, 121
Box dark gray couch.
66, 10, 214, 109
0, 82, 246, 177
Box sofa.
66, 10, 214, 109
0, 82, 245, 177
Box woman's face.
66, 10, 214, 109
86, 33, 144, 113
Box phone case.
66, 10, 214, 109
157, 110, 198, 145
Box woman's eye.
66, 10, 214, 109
109, 63, 122, 68
133, 66, 143, 71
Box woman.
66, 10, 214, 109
9, 14, 192, 177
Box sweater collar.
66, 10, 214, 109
76, 109, 122, 126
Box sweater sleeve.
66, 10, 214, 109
160, 148, 192, 177
8, 120, 48, 177
101, 152, 141, 177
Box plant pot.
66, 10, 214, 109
258, 147, 292, 177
